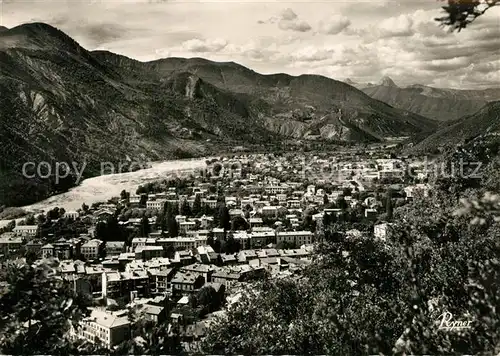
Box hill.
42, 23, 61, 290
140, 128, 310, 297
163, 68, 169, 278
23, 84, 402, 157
409, 101, 500, 154
0, 22, 436, 206
362, 83, 500, 122
102, 54, 437, 141
0, 23, 276, 207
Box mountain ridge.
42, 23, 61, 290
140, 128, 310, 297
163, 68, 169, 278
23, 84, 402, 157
409, 101, 500, 154
378, 76, 398, 87
0, 22, 437, 207
362, 84, 500, 121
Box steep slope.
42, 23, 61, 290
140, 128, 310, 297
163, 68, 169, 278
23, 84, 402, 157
0, 23, 275, 207
410, 101, 500, 154
362, 84, 500, 121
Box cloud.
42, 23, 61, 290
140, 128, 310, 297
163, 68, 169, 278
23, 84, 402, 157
259, 8, 312, 33
290, 46, 336, 62
278, 20, 311, 32
378, 14, 414, 37
3, 0, 498, 89
421, 57, 472, 72
224, 40, 278, 62
180, 38, 228, 52
318, 14, 351, 35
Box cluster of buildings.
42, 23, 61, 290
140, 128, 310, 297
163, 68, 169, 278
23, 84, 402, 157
0, 151, 433, 350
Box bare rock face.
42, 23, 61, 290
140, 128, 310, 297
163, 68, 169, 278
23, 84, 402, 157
185, 75, 200, 99
378, 76, 398, 87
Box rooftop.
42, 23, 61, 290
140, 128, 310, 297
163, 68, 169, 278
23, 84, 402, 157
85, 308, 130, 329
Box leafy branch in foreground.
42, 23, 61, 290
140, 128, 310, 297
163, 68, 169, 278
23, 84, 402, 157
435, 0, 499, 31
201, 180, 500, 354
0, 260, 92, 355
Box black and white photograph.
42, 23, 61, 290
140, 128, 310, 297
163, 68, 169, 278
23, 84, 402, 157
0, 0, 499, 354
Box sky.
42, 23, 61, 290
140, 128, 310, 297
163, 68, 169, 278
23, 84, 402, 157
1, 0, 499, 89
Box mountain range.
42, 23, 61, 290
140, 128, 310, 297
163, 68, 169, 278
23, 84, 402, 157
410, 101, 500, 154
347, 77, 500, 122
1, 22, 499, 208
0, 22, 441, 207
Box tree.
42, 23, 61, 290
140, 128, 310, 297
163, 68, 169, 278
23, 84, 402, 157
435, 0, 499, 31
140, 215, 150, 237
165, 245, 176, 259
202, 146, 500, 355
139, 194, 147, 208
192, 194, 202, 217
47, 207, 61, 220
23, 215, 36, 225
169, 218, 179, 238
163, 202, 179, 238
323, 194, 329, 206
322, 212, 333, 228
336, 195, 348, 210
95, 221, 108, 241
180, 199, 192, 217
81, 203, 89, 214
36, 214, 46, 225
0, 220, 15, 234
231, 216, 249, 231
218, 205, 231, 233
106, 215, 121, 240
98, 241, 107, 259
0, 261, 92, 355
386, 190, 394, 221
207, 234, 215, 249
191, 286, 222, 317
120, 190, 130, 201
113, 307, 183, 355
222, 236, 241, 254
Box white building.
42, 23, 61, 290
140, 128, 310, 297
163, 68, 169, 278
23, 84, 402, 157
276, 231, 314, 246
157, 237, 200, 251
73, 308, 130, 348
146, 199, 167, 210
179, 221, 196, 235
64, 211, 79, 220
232, 231, 251, 250
41, 244, 54, 259
13, 225, 38, 238
202, 199, 218, 209
265, 185, 287, 195
81, 239, 102, 260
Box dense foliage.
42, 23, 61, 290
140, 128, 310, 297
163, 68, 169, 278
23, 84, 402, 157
202, 141, 500, 354
435, 0, 499, 31
0, 260, 93, 355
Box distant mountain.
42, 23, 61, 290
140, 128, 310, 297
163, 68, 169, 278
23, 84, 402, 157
0, 22, 436, 206
0, 23, 276, 206
378, 76, 398, 87
0, 26, 8, 33
344, 78, 357, 86
410, 101, 500, 154
341, 79, 372, 90
126, 55, 436, 140
362, 83, 500, 122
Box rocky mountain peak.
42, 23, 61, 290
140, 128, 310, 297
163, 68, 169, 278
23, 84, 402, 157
379, 76, 398, 87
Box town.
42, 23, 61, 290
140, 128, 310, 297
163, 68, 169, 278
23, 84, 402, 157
0, 149, 434, 351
